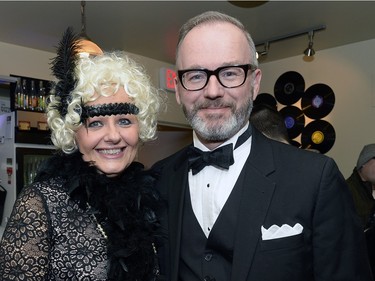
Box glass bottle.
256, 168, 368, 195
38, 81, 45, 112
22, 79, 27, 110
14, 78, 21, 109
29, 80, 37, 110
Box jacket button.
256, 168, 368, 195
204, 253, 213, 261
204, 276, 216, 281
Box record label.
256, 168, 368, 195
279, 106, 305, 139
311, 131, 324, 144
301, 83, 335, 119
284, 116, 295, 129
301, 120, 336, 154
312, 95, 324, 109
274, 71, 305, 105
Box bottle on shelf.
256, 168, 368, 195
14, 78, 21, 109
29, 80, 37, 110
37, 81, 45, 112
22, 79, 28, 110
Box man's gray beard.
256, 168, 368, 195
182, 98, 253, 142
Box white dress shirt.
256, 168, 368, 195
189, 123, 252, 237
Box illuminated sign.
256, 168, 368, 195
159, 67, 176, 92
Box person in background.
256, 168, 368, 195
0, 28, 165, 280
152, 11, 372, 281
346, 144, 375, 277
250, 103, 290, 144
347, 144, 375, 227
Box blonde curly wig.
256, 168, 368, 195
47, 51, 165, 154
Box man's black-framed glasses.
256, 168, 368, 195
177, 64, 257, 91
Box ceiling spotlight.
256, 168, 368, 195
304, 31, 315, 57
256, 42, 269, 59
76, 1, 103, 57
255, 25, 325, 61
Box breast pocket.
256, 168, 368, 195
260, 232, 304, 251
249, 233, 311, 280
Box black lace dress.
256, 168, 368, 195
0, 152, 162, 281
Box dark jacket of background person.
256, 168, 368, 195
346, 168, 375, 227
346, 144, 375, 279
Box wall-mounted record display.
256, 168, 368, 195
301, 120, 336, 154
254, 93, 277, 110
279, 105, 305, 139
274, 71, 305, 105
301, 83, 335, 119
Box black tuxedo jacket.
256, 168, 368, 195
153, 128, 372, 281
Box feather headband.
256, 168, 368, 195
50, 27, 80, 118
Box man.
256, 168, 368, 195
346, 144, 375, 227
250, 103, 290, 144
346, 144, 375, 276
153, 11, 372, 281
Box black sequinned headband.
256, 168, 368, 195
81, 102, 139, 122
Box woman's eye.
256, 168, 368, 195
87, 120, 103, 128
118, 118, 131, 126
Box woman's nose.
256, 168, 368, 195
104, 124, 121, 143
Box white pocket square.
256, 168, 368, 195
261, 223, 303, 240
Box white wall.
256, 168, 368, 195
258, 39, 375, 178
0, 42, 54, 81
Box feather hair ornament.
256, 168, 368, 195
50, 27, 80, 118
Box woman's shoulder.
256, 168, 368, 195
18, 177, 67, 203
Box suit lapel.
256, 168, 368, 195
167, 148, 190, 281
231, 130, 276, 281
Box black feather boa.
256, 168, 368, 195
34, 151, 163, 281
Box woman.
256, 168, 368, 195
0, 28, 165, 280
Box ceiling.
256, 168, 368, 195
0, 1, 375, 65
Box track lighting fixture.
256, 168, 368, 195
304, 31, 315, 57
255, 25, 325, 60
76, 1, 103, 57
256, 42, 269, 59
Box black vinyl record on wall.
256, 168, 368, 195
301, 120, 336, 154
279, 105, 305, 139
301, 83, 335, 119
254, 93, 277, 110
274, 71, 305, 105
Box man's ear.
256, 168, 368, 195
252, 68, 262, 101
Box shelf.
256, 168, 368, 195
15, 127, 52, 145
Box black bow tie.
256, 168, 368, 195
186, 125, 252, 175
187, 144, 234, 175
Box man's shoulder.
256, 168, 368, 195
255, 136, 336, 176
257, 132, 329, 162
252, 127, 327, 161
